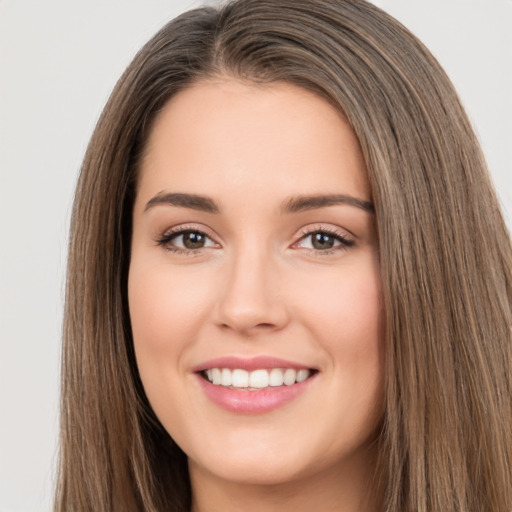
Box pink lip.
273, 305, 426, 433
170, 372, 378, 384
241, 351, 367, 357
197, 376, 315, 414
192, 355, 313, 372
193, 356, 318, 414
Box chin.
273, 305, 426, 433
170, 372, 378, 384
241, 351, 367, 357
189, 452, 309, 487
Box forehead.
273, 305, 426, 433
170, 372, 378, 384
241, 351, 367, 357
137, 79, 370, 207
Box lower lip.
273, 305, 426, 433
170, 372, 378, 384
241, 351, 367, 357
196, 373, 316, 414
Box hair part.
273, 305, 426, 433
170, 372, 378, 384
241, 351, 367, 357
56, 1, 512, 511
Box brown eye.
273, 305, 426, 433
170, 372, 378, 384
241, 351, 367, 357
295, 229, 355, 253
157, 229, 217, 252
311, 232, 336, 250
180, 231, 207, 249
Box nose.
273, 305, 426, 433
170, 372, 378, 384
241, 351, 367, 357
214, 245, 289, 336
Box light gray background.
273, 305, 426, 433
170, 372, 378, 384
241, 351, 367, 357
0, 1, 510, 511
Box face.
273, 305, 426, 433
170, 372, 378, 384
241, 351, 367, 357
129, 80, 384, 489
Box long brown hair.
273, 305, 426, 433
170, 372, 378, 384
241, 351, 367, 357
56, 1, 512, 510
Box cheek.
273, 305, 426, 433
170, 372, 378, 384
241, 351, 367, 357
128, 262, 212, 353
298, 256, 383, 348
127, 261, 213, 422
127, 262, 214, 431
295, 256, 385, 403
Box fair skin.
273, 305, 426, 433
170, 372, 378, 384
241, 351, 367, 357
128, 79, 385, 512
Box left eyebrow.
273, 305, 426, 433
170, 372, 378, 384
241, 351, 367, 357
280, 194, 374, 214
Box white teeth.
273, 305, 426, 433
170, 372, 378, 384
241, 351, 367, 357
269, 368, 284, 387
211, 368, 222, 385
221, 368, 232, 386
249, 369, 269, 388
283, 368, 296, 386
296, 369, 310, 383
204, 368, 312, 389
232, 369, 249, 387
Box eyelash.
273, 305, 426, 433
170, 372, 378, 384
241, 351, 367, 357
293, 226, 355, 256
155, 225, 355, 256
155, 225, 217, 256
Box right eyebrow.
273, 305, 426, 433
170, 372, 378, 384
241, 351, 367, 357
144, 192, 220, 214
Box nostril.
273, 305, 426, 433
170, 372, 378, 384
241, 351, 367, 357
219, 321, 283, 336
219, 322, 277, 334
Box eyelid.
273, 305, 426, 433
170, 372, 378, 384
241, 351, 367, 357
295, 223, 355, 239
160, 222, 218, 239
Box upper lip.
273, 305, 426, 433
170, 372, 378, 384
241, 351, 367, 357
192, 356, 316, 373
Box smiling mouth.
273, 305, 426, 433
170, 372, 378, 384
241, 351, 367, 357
201, 368, 316, 390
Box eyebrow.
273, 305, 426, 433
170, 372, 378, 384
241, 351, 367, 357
281, 194, 374, 214
144, 192, 374, 215
145, 192, 220, 213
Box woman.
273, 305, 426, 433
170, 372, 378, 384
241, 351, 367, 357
55, 1, 512, 511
